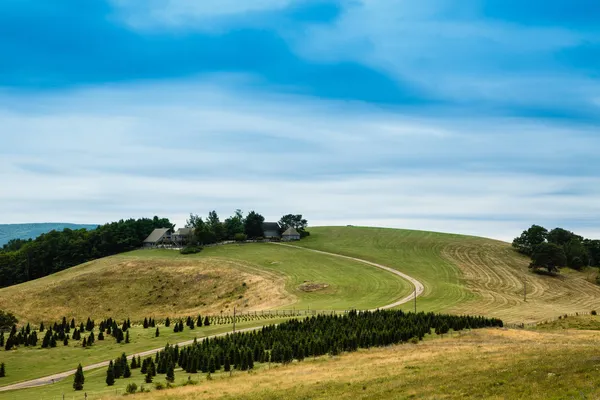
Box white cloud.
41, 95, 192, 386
1, 77, 600, 241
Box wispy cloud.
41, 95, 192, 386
1, 0, 599, 241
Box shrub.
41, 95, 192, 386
234, 233, 247, 242
592, 310, 597, 316
154, 382, 165, 390
180, 246, 202, 255
409, 337, 419, 344
125, 383, 137, 394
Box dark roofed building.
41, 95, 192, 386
262, 222, 281, 239
282, 227, 301, 241
172, 227, 194, 246
143, 228, 172, 248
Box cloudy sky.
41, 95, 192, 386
1, 0, 599, 241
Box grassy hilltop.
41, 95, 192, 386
298, 227, 600, 323
2, 226, 600, 400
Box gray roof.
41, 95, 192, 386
144, 228, 170, 243
282, 227, 300, 236
262, 222, 280, 231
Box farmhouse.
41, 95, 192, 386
172, 227, 194, 246
263, 222, 281, 239
282, 227, 301, 241
143, 228, 172, 248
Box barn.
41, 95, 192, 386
262, 222, 281, 239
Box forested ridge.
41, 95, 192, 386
0, 217, 173, 288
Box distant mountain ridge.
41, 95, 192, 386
0, 223, 98, 246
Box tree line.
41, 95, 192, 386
513, 225, 600, 273
148, 310, 501, 380
184, 210, 309, 246
0, 217, 173, 288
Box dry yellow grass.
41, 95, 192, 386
441, 239, 600, 323
0, 255, 291, 323
98, 327, 600, 400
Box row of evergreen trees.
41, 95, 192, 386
0, 216, 173, 288
151, 310, 502, 377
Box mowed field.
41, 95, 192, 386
297, 227, 600, 323
89, 326, 600, 400
0, 242, 411, 324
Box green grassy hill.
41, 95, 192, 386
0, 243, 410, 324
297, 227, 600, 323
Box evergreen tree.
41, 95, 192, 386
98, 331, 104, 341
73, 364, 84, 391
130, 357, 137, 369
123, 363, 131, 378
39, 322, 45, 332
106, 361, 115, 386
82, 337, 87, 348
166, 362, 175, 383
143, 318, 148, 329
155, 327, 160, 337
63, 336, 69, 346
0, 332, 4, 347
204, 316, 210, 326
190, 319, 195, 330
196, 315, 202, 327
0, 363, 5, 377
224, 356, 231, 372
145, 371, 153, 384
50, 335, 57, 348
113, 357, 123, 378
125, 330, 130, 344
165, 317, 170, 327
70, 318, 75, 329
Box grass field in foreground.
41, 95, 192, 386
0, 318, 289, 388
0, 244, 411, 324
83, 327, 600, 400
297, 227, 600, 323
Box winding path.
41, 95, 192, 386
0, 245, 424, 393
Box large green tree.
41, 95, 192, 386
224, 210, 245, 240
278, 214, 309, 236
244, 211, 265, 239
207, 211, 226, 242
530, 243, 567, 273
547, 228, 582, 247
512, 225, 548, 256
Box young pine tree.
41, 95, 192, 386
73, 364, 85, 391
143, 318, 148, 329
63, 336, 69, 346
106, 361, 115, 386
223, 356, 231, 372
0, 363, 5, 377
155, 327, 160, 338
165, 317, 170, 327
166, 362, 175, 383
145, 370, 153, 384
123, 363, 132, 378
204, 316, 210, 326
125, 330, 130, 344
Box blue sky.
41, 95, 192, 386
1, 0, 599, 241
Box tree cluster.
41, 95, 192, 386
513, 225, 600, 272
186, 210, 309, 244
0, 217, 173, 288
152, 310, 501, 376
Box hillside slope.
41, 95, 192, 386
0, 223, 97, 246
0, 243, 410, 323
298, 227, 600, 323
